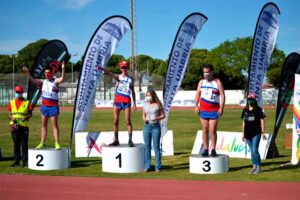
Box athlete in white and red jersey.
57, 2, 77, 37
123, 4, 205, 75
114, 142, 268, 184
41, 79, 59, 106
199, 78, 220, 112
23, 62, 65, 150
114, 74, 133, 104
194, 64, 225, 157
97, 61, 137, 147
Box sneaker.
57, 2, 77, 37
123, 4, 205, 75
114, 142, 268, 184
22, 161, 28, 168
253, 168, 262, 174
10, 161, 20, 168
109, 140, 120, 146
201, 149, 209, 157
36, 143, 45, 149
211, 149, 217, 157
155, 169, 161, 173
128, 141, 134, 147
248, 168, 256, 174
55, 143, 61, 150
143, 169, 149, 173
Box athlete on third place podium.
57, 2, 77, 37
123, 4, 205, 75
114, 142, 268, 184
97, 61, 137, 147
194, 64, 225, 157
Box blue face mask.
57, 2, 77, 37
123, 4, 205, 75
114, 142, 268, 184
15, 93, 22, 98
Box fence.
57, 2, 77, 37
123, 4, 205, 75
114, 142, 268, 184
0, 73, 279, 106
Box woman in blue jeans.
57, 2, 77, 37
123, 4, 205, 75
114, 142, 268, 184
241, 94, 266, 174
142, 89, 165, 173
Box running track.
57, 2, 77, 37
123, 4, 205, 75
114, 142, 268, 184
0, 174, 298, 200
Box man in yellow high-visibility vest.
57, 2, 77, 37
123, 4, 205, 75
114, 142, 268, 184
8, 86, 32, 168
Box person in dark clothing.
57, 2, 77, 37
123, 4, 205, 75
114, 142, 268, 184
241, 93, 266, 174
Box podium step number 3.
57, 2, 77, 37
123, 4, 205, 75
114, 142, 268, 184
189, 154, 229, 174
28, 148, 70, 170
102, 144, 144, 173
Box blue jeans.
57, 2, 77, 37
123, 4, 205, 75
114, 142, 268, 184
246, 134, 261, 166
143, 123, 161, 171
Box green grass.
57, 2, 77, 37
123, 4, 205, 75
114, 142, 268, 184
0, 107, 299, 181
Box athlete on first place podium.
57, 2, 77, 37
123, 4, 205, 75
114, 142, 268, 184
97, 60, 137, 147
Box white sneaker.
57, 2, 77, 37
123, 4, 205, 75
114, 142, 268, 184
248, 168, 256, 174
253, 168, 262, 174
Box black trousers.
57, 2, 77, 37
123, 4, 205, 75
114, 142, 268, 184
11, 126, 29, 163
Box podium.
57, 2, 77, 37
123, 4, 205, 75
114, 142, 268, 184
102, 144, 144, 173
28, 148, 70, 170
189, 154, 229, 174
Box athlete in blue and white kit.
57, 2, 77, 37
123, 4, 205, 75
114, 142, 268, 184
194, 64, 225, 157
97, 61, 137, 147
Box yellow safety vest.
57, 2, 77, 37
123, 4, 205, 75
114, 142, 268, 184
9, 99, 30, 127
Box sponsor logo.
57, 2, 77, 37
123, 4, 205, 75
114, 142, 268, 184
182, 22, 199, 39
262, 11, 278, 29
102, 22, 122, 40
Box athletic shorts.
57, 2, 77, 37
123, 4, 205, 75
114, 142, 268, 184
114, 102, 131, 110
40, 105, 59, 117
198, 110, 219, 120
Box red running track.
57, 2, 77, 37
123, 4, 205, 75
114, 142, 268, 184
0, 174, 299, 200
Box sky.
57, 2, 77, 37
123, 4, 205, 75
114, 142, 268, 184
0, 0, 299, 62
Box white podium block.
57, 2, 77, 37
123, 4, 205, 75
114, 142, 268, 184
28, 148, 70, 170
102, 144, 144, 173
189, 154, 229, 174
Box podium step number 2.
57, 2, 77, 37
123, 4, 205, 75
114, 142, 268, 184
28, 148, 70, 170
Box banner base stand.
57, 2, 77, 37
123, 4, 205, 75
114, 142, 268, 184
189, 154, 229, 174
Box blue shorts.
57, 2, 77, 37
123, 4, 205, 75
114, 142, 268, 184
114, 102, 131, 110
199, 111, 219, 119
40, 105, 59, 117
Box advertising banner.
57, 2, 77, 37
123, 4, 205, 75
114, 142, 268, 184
292, 74, 300, 165
248, 2, 280, 107
191, 131, 272, 159
71, 16, 132, 139
27, 40, 70, 108
161, 13, 208, 136
75, 130, 174, 157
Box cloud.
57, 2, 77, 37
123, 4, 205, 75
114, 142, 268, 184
46, 0, 95, 10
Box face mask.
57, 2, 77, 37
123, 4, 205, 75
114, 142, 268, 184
15, 93, 22, 98
145, 96, 152, 102
203, 72, 211, 80
45, 73, 52, 80
247, 99, 255, 105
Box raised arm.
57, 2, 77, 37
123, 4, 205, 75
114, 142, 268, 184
22, 66, 43, 86
55, 61, 65, 85
97, 66, 119, 81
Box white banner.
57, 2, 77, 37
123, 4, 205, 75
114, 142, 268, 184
292, 74, 300, 164
75, 130, 174, 157
72, 16, 132, 134
161, 13, 208, 136
248, 3, 280, 107
191, 131, 272, 159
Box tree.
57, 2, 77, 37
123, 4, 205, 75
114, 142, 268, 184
266, 48, 286, 87
181, 49, 210, 90
16, 39, 48, 71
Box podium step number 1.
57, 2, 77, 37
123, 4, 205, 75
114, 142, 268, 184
102, 144, 144, 173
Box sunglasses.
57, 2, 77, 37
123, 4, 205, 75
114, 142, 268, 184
121, 67, 128, 70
